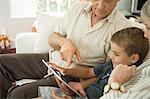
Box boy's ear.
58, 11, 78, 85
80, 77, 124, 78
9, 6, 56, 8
131, 54, 140, 64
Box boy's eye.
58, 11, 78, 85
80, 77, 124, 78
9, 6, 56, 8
114, 53, 119, 56
105, 0, 112, 3
92, 0, 112, 3
146, 27, 150, 31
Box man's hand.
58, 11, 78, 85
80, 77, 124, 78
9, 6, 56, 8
60, 39, 82, 64
55, 77, 86, 96
49, 33, 82, 64
108, 64, 137, 85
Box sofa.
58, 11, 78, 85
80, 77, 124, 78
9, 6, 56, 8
14, 12, 65, 85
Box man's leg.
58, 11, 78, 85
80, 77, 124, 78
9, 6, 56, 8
7, 75, 58, 99
0, 70, 12, 98
0, 53, 48, 98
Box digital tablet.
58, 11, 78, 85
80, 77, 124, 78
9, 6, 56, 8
42, 59, 82, 97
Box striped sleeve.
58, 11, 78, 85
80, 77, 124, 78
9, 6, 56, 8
100, 65, 150, 99
100, 84, 150, 99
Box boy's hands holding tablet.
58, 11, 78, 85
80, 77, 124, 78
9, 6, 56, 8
48, 61, 66, 76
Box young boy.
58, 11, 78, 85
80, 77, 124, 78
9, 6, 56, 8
46, 27, 149, 99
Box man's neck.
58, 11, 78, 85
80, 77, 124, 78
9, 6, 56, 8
91, 12, 107, 27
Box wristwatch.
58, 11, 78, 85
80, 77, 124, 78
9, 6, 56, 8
104, 82, 126, 94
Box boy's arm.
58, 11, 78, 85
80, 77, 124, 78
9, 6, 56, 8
80, 77, 97, 89
64, 67, 96, 78
50, 62, 96, 78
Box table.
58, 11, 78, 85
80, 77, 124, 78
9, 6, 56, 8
0, 48, 16, 54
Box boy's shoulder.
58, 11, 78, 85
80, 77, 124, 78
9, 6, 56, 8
94, 60, 113, 77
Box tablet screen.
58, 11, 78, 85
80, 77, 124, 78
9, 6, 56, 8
42, 59, 82, 97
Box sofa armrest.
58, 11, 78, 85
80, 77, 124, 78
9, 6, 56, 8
15, 32, 37, 53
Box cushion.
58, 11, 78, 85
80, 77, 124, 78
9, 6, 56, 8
33, 11, 63, 53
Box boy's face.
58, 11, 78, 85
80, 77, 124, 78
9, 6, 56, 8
110, 42, 134, 68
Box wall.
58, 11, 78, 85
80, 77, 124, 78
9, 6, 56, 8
0, 0, 132, 39
117, 0, 132, 15
0, 0, 35, 39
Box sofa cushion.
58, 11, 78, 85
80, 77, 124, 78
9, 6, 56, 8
33, 11, 63, 53
16, 33, 37, 53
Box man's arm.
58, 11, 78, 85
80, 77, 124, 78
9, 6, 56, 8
48, 32, 66, 50
102, 64, 136, 99
100, 79, 150, 99
100, 62, 150, 99
48, 32, 82, 64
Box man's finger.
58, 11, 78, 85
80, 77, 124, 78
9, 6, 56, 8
75, 50, 82, 63
128, 65, 137, 72
60, 53, 64, 60
67, 53, 73, 65
129, 65, 137, 77
129, 65, 137, 69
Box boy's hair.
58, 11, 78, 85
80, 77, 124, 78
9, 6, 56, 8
111, 27, 149, 64
141, 0, 150, 17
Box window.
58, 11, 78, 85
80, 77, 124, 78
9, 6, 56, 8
37, 0, 79, 15
10, 0, 79, 18
10, 0, 37, 18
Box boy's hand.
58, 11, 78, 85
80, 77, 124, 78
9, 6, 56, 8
69, 82, 86, 96
54, 77, 86, 96
108, 64, 136, 85
48, 61, 66, 74
51, 90, 72, 99
54, 77, 75, 96
51, 90, 62, 99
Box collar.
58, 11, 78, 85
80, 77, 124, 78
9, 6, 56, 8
83, 2, 93, 14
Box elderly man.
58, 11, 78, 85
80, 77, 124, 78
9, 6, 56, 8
0, 0, 141, 98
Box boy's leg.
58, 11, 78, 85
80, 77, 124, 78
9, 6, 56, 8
0, 53, 48, 98
7, 75, 58, 99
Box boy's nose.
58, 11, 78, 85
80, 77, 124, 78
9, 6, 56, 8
144, 30, 150, 40
109, 53, 112, 59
